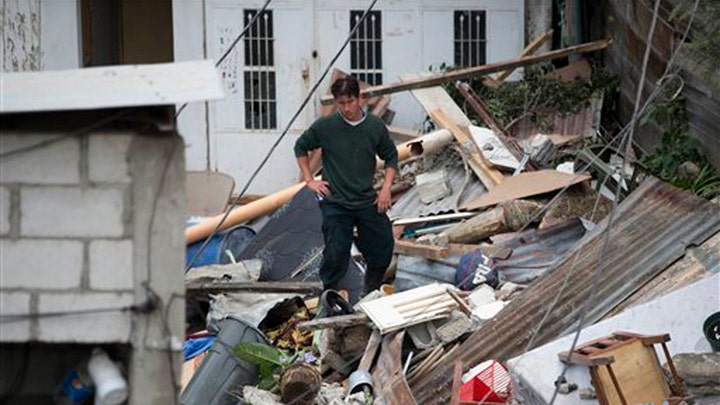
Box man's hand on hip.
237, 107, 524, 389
306, 179, 330, 197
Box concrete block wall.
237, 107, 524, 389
0, 132, 135, 342
0, 129, 186, 404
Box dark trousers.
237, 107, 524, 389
319, 201, 394, 294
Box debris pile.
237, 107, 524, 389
180, 38, 720, 405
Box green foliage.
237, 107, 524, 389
641, 87, 720, 199
441, 63, 617, 133
233, 342, 294, 390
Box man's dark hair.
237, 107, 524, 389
331, 76, 361, 98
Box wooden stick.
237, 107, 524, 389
297, 313, 370, 330
454, 82, 534, 170
186, 280, 322, 294
394, 239, 450, 259
430, 109, 504, 189
494, 29, 554, 82
446, 289, 473, 316
450, 360, 464, 405
320, 39, 611, 104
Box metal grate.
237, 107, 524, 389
243, 9, 276, 130
350, 10, 382, 85
454, 10, 486, 68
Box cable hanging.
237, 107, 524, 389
185, 0, 380, 271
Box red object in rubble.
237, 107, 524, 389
459, 360, 511, 403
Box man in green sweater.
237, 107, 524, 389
294, 76, 398, 295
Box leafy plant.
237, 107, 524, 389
640, 87, 720, 199
234, 342, 295, 390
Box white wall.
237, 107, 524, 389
0, 0, 81, 72
173, 0, 524, 194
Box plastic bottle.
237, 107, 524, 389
87, 348, 128, 405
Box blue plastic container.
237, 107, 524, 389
186, 225, 255, 269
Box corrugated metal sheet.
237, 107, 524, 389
410, 178, 720, 404
492, 218, 589, 284
388, 166, 486, 221
0, 60, 224, 113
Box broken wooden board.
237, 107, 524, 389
400, 73, 471, 127
544, 59, 592, 82
461, 170, 591, 211
297, 313, 370, 330
430, 109, 505, 189
185, 280, 323, 294
320, 39, 611, 104
394, 239, 451, 259
359, 283, 458, 334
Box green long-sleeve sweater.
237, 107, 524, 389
294, 111, 398, 209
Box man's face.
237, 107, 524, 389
335, 95, 362, 122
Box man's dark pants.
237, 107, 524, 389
319, 201, 394, 295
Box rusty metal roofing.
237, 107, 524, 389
410, 178, 720, 404
492, 218, 589, 284
388, 166, 486, 221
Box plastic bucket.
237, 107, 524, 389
185, 225, 255, 269
703, 312, 720, 352
181, 316, 267, 405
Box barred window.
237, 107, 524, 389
454, 10, 486, 67
243, 9, 276, 129
350, 10, 382, 85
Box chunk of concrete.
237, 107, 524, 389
669, 352, 720, 393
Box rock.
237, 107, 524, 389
668, 352, 720, 397
556, 382, 578, 394
243, 386, 284, 405
578, 387, 596, 400
436, 310, 472, 343
670, 352, 720, 387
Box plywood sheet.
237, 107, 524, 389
400, 73, 471, 127
461, 170, 591, 211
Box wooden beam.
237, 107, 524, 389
394, 239, 451, 259
320, 39, 611, 105
494, 29, 554, 82
297, 313, 370, 330
430, 109, 504, 189
186, 280, 323, 294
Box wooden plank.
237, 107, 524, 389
400, 73, 472, 127
319, 39, 612, 105
593, 340, 671, 405
544, 59, 592, 82
186, 280, 323, 294
450, 360, 463, 405
394, 239, 450, 259
430, 109, 505, 189
494, 29, 554, 82
296, 313, 370, 330
461, 170, 591, 211
360, 284, 458, 334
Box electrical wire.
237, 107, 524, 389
174, 0, 273, 119
184, 0, 380, 272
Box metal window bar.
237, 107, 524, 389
243, 9, 276, 129
350, 10, 382, 85
454, 10, 486, 67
